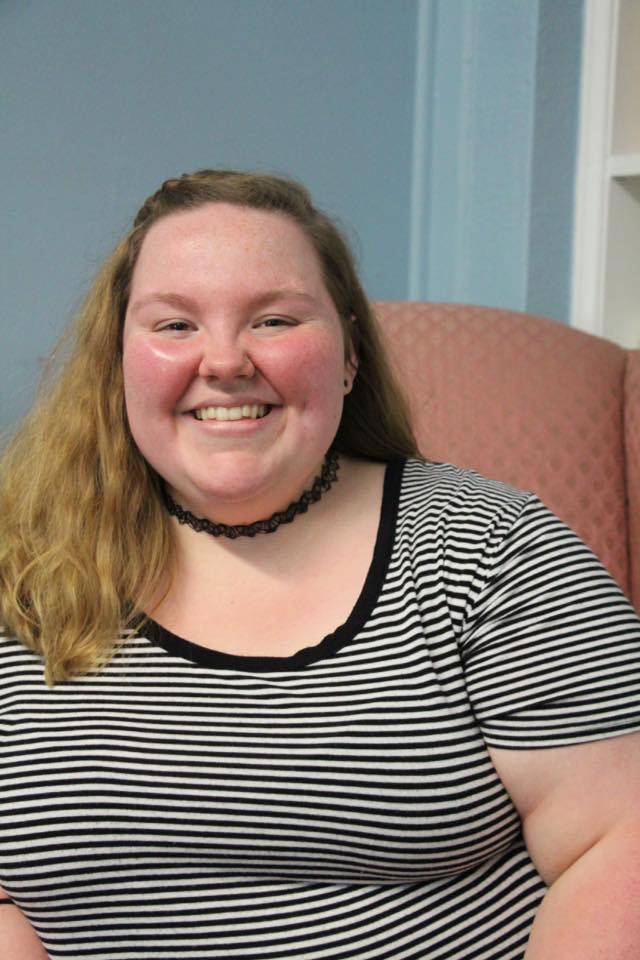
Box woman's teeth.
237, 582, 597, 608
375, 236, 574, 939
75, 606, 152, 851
194, 404, 269, 422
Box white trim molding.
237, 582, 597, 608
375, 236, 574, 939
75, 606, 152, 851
570, 0, 618, 336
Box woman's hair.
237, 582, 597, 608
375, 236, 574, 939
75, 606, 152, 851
0, 169, 419, 683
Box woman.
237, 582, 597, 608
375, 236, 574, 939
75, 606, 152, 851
1, 170, 639, 960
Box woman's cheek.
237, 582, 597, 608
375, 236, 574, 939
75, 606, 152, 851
123, 337, 192, 412
266, 330, 345, 400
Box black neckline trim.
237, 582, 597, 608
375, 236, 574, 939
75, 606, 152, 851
139, 459, 405, 672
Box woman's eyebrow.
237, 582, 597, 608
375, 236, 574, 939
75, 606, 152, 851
129, 289, 320, 314
251, 289, 319, 308
128, 292, 197, 314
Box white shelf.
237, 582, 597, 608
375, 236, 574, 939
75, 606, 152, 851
603, 177, 640, 349
607, 154, 640, 178
571, 0, 640, 349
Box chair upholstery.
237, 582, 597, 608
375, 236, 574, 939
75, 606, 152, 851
375, 301, 640, 613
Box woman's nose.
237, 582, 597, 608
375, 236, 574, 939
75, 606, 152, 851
197, 333, 256, 380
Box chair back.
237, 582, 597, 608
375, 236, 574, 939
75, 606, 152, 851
375, 301, 640, 612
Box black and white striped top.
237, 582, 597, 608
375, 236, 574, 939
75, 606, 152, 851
2, 460, 640, 960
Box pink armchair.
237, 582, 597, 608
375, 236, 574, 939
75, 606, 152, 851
375, 302, 640, 613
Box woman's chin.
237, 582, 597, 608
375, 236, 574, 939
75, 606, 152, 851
165, 448, 329, 527
167, 479, 297, 527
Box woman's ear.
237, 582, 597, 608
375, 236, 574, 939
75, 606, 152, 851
343, 354, 358, 394
343, 315, 359, 393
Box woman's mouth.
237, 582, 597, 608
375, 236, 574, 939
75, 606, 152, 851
193, 404, 271, 422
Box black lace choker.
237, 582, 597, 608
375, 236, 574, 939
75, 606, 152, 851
163, 450, 340, 539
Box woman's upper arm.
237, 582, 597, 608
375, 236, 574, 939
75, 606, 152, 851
489, 731, 640, 886
0, 891, 49, 960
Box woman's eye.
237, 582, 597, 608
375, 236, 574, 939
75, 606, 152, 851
158, 320, 191, 332
255, 316, 296, 329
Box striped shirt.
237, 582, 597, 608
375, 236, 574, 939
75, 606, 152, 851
2, 459, 640, 959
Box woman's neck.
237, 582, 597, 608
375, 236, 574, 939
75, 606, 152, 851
147, 456, 387, 657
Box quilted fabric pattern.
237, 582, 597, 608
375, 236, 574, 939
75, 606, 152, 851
375, 301, 634, 605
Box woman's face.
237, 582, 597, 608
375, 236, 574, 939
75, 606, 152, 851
122, 202, 355, 524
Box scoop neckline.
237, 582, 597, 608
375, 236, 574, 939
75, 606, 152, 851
138, 459, 404, 672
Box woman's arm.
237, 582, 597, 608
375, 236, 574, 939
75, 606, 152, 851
490, 732, 640, 959
0, 893, 49, 960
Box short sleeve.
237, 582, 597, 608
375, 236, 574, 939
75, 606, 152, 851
459, 496, 640, 749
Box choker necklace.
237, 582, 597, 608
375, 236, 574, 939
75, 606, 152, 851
163, 450, 340, 539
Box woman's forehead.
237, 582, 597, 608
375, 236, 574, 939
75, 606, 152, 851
130, 203, 328, 295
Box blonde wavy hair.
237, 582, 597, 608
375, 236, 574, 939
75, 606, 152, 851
0, 169, 418, 683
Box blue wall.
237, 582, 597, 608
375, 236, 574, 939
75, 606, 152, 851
410, 0, 583, 320
526, 0, 584, 320
1, 0, 583, 431
410, 0, 539, 307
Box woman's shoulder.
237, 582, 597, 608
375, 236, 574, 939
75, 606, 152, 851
399, 457, 534, 516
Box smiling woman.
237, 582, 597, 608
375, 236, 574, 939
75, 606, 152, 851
0, 170, 639, 960
121, 202, 355, 525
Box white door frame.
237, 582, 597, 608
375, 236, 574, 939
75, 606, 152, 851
570, 0, 619, 336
